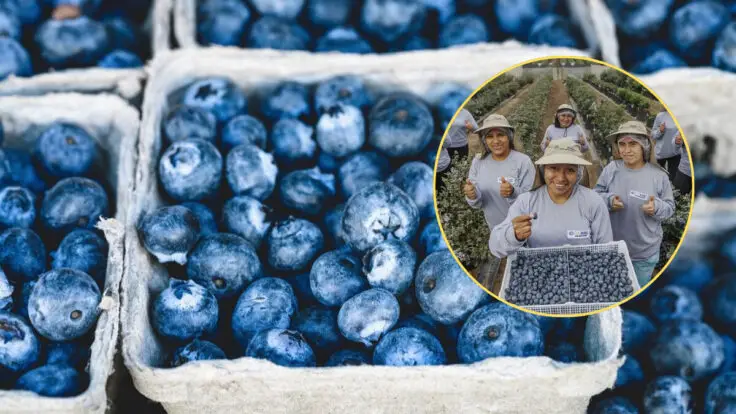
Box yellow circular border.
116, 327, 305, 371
432, 55, 696, 319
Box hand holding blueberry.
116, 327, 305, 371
642, 195, 656, 216
499, 176, 513, 198
512, 214, 533, 241
611, 195, 625, 211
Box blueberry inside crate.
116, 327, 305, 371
499, 241, 640, 315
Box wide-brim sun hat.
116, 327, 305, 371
535, 138, 592, 166
606, 120, 650, 144
556, 103, 576, 115
474, 113, 515, 135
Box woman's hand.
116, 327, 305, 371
611, 195, 624, 211
463, 179, 477, 199
512, 215, 534, 241
500, 177, 513, 198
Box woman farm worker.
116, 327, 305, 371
489, 139, 613, 259
463, 114, 535, 255
594, 121, 675, 287
672, 132, 692, 195
651, 109, 681, 181
445, 107, 478, 160
541, 104, 590, 153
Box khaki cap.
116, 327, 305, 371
535, 138, 592, 166
606, 120, 649, 143
557, 104, 576, 113
474, 114, 515, 135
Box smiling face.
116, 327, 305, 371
617, 137, 646, 168
557, 112, 574, 128
484, 128, 511, 159
544, 164, 578, 199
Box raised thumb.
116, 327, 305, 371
501, 176, 507, 183
649, 195, 655, 203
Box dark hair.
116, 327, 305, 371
480, 127, 514, 159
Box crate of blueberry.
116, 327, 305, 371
0, 0, 162, 99
500, 241, 640, 315
172, 0, 600, 55
0, 93, 137, 412
120, 47, 625, 413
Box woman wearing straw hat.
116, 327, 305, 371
594, 120, 675, 287
541, 104, 590, 153
463, 114, 535, 255
489, 139, 613, 259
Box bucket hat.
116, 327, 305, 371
535, 138, 592, 166
606, 120, 649, 144
556, 104, 576, 115
474, 114, 514, 135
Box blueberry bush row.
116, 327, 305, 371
506, 75, 553, 160
464, 74, 534, 119
599, 69, 656, 101
582, 73, 652, 119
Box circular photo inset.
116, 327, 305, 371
434, 57, 694, 317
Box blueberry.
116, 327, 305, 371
187, 233, 263, 300
0, 311, 40, 373
373, 327, 446, 366
262, 82, 312, 123
231, 278, 298, 351
368, 93, 434, 158
590, 396, 639, 414
419, 221, 447, 255
152, 279, 218, 343
316, 27, 374, 54
315, 104, 366, 158
170, 339, 226, 367
0, 228, 46, 283
649, 285, 703, 323
0, 0, 42, 25
439, 14, 489, 48
670, 0, 729, 63
389, 35, 432, 51
314, 75, 372, 113
643, 376, 692, 413
221, 115, 267, 151
457, 302, 543, 363
15, 364, 83, 397
394, 313, 442, 339
35, 17, 110, 69
28, 269, 101, 342
528, 14, 581, 49
615, 355, 644, 388
309, 249, 367, 307
435, 85, 473, 129
341, 182, 420, 253
0, 268, 12, 311
291, 306, 344, 358
245, 328, 316, 367
221, 195, 273, 249
650, 320, 724, 381
545, 342, 582, 363
158, 138, 223, 202
662, 257, 713, 293
247, 16, 310, 51
494, 0, 557, 40
362, 239, 416, 296
35, 122, 98, 178
102, 16, 143, 53
0, 7, 20, 40
415, 250, 489, 324
605, 0, 674, 39
250, 0, 304, 20
226, 143, 278, 200
0, 37, 31, 80
706, 372, 736, 414
622, 310, 657, 356
0, 187, 35, 229
270, 119, 317, 167
97, 49, 143, 68
138, 205, 200, 265
337, 150, 390, 200
182, 77, 247, 124
181, 202, 218, 237
41, 177, 109, 234
325, 348, 372, 366
51, 229, 108, 287
45, 339, 91, 368
388, 161, 434, 219
322, 204, 347, 247
306, 0, 352, 29
423, 0, 455, 24
267, 218, 324, 272
2, 149, 45, 194
197, 0, 251, 46
718, 334, 736, 376
714, 22, 736, 72
337, 288, 400, 347
704, 277, 736, 335
630, 48, 687, 75
163, 105, 217, 145
278, 167, 336, 216
360, 0, 426, 44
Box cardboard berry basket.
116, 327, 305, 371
0, 93, 138, 413
122, 44, 625, 414
172, 0, 601, 57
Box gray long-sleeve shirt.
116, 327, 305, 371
489, 185, 614, 258
672, 134, 691, 177
594, 160, 676, 260
651, 111, 680, 159
465, 151, 536, 235
541, 124, 589, 153
437, 137, 451, 171
446, 109, 477, 148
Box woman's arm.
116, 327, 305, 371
651, 177, 676, 222
489, 197, 528, 258
465, 156, 483, 209
593, 164, 618, 210
590, 194, 614, 244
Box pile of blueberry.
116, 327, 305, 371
569, 251, 633, 304
606, 0, 736, 74
0, 0, 150, 81
0, 122, 112, 396
138, 74, 590, 368
196, 0, 586, 54
505, 253, 570, 306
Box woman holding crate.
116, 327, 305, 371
463, 114, 536, 258
540, 104, 590, 153
489, 139, 613, 259
594, 120, 675, 287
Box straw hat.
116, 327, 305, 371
535, 139, 592, 166
606, 120, 649, 144
474, 114, 515, 135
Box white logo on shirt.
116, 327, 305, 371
629, 190, 648, 201
497, 176, 517, 184
566, 230, 590, 239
